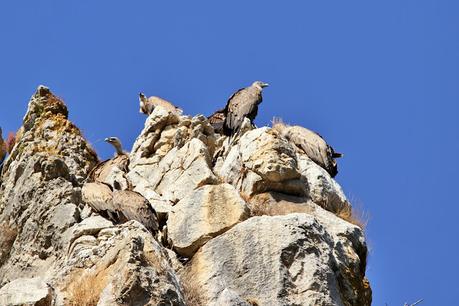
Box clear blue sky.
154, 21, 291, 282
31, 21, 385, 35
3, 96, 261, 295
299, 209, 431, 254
1, 1, 458, 305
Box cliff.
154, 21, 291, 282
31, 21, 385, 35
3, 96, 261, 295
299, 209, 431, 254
0, 86, 371, 306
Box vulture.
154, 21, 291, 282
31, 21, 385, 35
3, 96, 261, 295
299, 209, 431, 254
273, 120, 343, 177
223, 81, 269, 136
87, 137, 130, 190
139, 93, 182, 115
82, 182, 159, 232
207, 108, 226, 134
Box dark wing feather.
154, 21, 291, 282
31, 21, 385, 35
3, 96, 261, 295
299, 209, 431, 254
224, 87, 261, 135
208, 108, 226, 134
81, 182, 124, 221
289, 126, 339, 177
112, 190, 159, 232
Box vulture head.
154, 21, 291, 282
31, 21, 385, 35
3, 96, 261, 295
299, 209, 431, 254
104, 137, 124, 156
252, 81, 269, 90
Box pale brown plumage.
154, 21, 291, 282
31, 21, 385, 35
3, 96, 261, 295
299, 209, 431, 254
87, 137, 130, 190
139, 93, 182, 115
82, 182, 159, 232
223, 81, 269, 136
273, 121, 342, 177
82, 182, 115, 216
112, 190, 159, 232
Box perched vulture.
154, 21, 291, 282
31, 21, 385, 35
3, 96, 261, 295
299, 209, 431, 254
87, 137, 130, 190
139, 93, 182, 115
207, 108, 226, 134
112, 190, 159, 232
82, 182, 159, 232
223, 81, 269, 136
273, 121, 343, 177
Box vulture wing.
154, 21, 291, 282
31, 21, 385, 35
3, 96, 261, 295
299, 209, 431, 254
81, 182, 123, 222
112, 190, 159, 232
208, 108, 226, 134
288, 126, 338, 177
87, 155, 130, 189
224, 87, 261, 135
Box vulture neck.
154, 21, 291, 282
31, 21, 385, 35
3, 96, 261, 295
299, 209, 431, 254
111, 142, 124, 156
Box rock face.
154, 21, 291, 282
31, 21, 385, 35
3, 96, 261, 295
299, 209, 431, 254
183, 214, 368, 306
167, 183, 250, 257
0, 86, 371, 306
0, 277, 54, 306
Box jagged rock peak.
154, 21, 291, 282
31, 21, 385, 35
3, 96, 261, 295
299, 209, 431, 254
23, 85, 69, 132
0, 86, 371, 306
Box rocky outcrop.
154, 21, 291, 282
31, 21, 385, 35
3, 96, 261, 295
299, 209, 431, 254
0, 86, 371, 306
167, 183, 250, 257
216, 128, 306, 197
182, 213, 369, 306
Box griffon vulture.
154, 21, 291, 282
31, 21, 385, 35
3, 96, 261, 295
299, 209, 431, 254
82, 182, 159, 232
87, 137, 130, 190
207, 108, 226, 134
273, 120, 342, 177
223, 81, 269, 136
139, 93, 182, 115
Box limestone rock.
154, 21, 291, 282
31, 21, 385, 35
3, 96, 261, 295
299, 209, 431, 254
182, 214, 370, 306
217, 128, 306, 197
0, 86, 371, 306
62, 221, 185, 306
214, 288, 252, 306
128, 107, 218, 205
297, 153, 350, 213
0, 87, 97, 284
167, 183, 250, 257
0, 277, 54, 306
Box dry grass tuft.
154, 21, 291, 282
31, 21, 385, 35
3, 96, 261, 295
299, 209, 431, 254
180, 267, 206, 306
66, 270, 108, 306
239, 192, 252, 204
250, 200, 313, 217
336, 205, 369, 229
246, 297, 260, 305
0, 222, 18, 264
248, 193, 313, 217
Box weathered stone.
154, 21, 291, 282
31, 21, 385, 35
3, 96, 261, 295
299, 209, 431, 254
217, 128, 306, 197
297, 153, 350, 213
183, 214, 370, 306
167, 183, 250, 257
213, 288, 252, 306
62, 221, 186, 306
129, 138, 218, 204
0, 277, 54, 306
129, 107, 218, 204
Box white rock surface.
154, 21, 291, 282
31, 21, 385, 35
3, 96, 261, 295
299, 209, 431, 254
167, 183, 250, 257
0, 277, 54, 306
217, 128, 306, 197
183, 213, 370, 306
297, 153, 350, 213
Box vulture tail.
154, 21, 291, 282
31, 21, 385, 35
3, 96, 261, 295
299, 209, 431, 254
332, 152, 343, 158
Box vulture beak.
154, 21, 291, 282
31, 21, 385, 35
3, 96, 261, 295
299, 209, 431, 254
104, 138, 110, 143
261, 82, 269, 88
